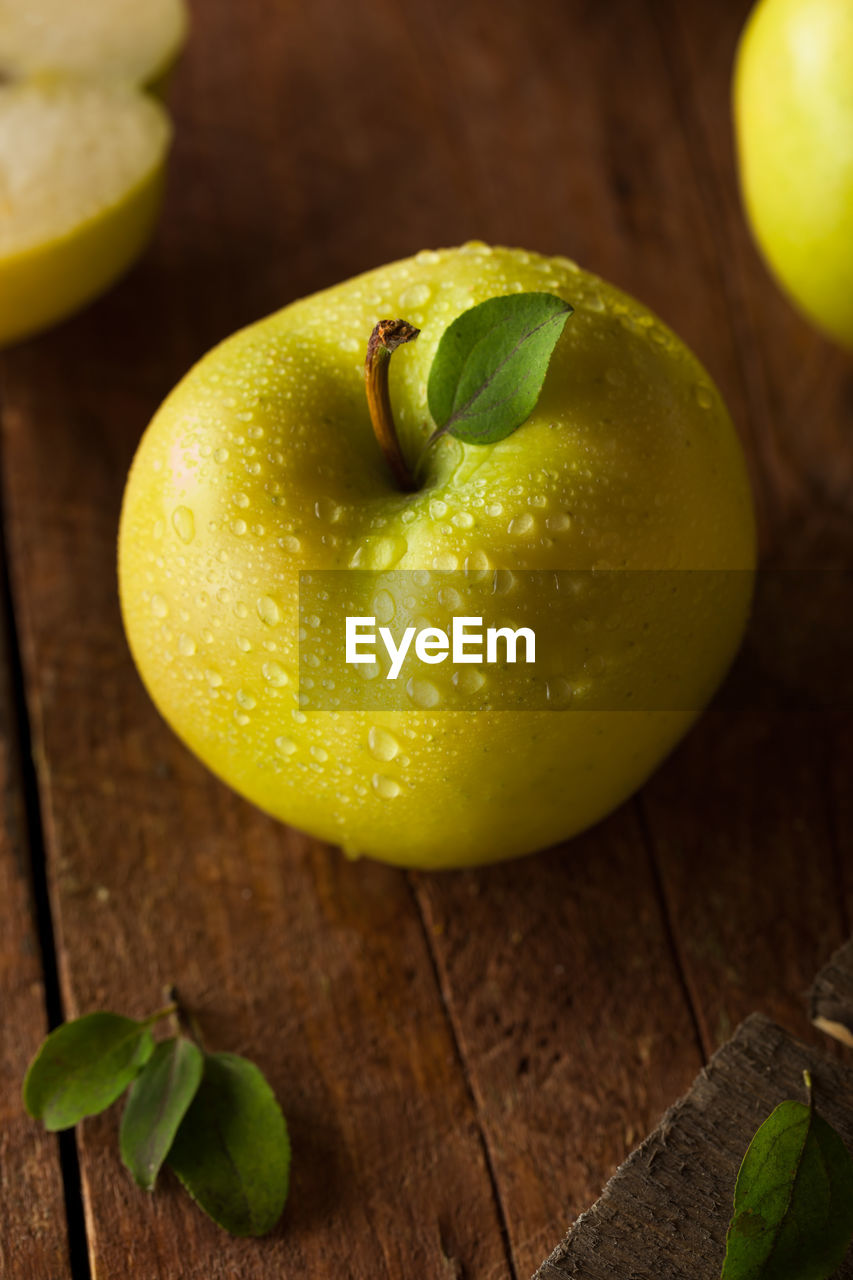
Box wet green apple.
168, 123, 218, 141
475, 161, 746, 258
734, 0, 853, 347
118, 244, 755, 869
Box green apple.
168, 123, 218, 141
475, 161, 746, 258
0, 0, 188, 89
118, 244, 755, 869
734, 0, 853, 347
0, 80, 171, 347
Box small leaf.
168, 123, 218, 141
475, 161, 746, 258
23, 1013, 155, 1131
426, 291, 572, 445
120, 1037, 204, 1190
166, 1051, 290, 1237
721, 1089, 853, 1280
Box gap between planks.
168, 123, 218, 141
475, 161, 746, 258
0, 376, 92, 1280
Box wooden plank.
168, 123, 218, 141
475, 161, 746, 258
811, 939, 853, 1049
534, 1012, 853, 1280
0, 533, 70, 1274
634, 0, 853, 1057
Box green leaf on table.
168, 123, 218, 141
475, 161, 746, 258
120, 1036, 204, 1190
23, 1012, 155, 1131
426, 291, 572, 446
166, 1051, 290, 1237
721, 1078, 853, 1280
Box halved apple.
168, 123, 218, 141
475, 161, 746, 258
0, 80, 171, 346
0, 0, 188, 90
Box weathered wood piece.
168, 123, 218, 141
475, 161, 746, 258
533, 1013, 853, 1280
0, 547, 70, 1277
811, 939, 853, 1049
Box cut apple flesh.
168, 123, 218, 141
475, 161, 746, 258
0, 81, 171, 345
0, 0, 187, 88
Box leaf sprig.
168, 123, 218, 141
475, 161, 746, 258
721, 1070, 853, 1280
23, 991, 290, 1237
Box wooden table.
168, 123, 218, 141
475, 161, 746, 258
2, 1, 851, 1276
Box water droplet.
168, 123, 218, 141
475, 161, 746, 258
172, 506, 195, 543
371, 589, 396, 624
234, 601, 248, 619
400, 282, 432, 308
310, 745, 328, 763
151, 594, 169, 618
275, 735, 297, 756
231, 519, 247, 536
280, 535, 301, 553
205, 669, 223, 687
452, 511, 474, 529
694, 384, 713, 409
350, 536, 407, 570
432, 551, 459, 570
508, 513, 535, 535
177, 634, 196, 656
234, 711, 250, 726
415, 249, 440, 265
262, 661, 288, 686
429, 499, 448, 520
236, 636, 252, 652
485, 503, 503, 518
257, 596, 280, 626
546, 677, 573, 708
236, 689, 256, 710
452, 668, 485, 694
547, 512, 572, 532
372, 773, 401, 799
406, 677, 440, 708
368, 726, 400, 762
214, 447, 229, 463
233, 492, 250, 508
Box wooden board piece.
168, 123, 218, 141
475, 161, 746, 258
811, 939, 853, 1049
534, 1013, 853, 1280
0, 542, 70, 1276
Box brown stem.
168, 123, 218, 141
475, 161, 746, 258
365, 319, 420, 491
164, 984, 205, 1049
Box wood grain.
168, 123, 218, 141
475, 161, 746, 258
534, 1012, 853, 1280
0, 0, 850, 1276
0, 523, 69, 1276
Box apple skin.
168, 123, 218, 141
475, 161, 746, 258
118, 244, 755, 869
734, 0, 853, 347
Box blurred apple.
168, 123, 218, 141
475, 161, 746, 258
734, 0, 853, 347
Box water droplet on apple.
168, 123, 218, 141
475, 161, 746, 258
415, 249, 440, 265
262, 661, 288, 686
400, 282, 432, 309
452, 511, 474, 529
349, 536, 407, 570
214, 447, 229, 463
172, 506, 195, 544
694, 384, 713, 409
310, 745, 328, 763
371, 589, 396, 624
280, 535, 301, 553
368, 726, 400, 762
372, 773, 401, 799
406, 677, 440, 708
429, 499, 448, 520
236, 636, 252, 652
452, 668, 485, 694
236, 689, 256, 710
205, 669, 223, 688
546, 677, 573, 708
231, 519, 247, 536
432, 551, 459, 570
234, 711, 250, 726
547, 512, 572, 532
257, 595, 280, 626
177, 634, 196, 656
465, 549, 492, 574
275, 735, 296, 756
234, 601, 248, 619
508, 513, 535, 535
151, 594, 169, 618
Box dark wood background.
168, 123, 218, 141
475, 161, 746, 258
2, 0, 851, 1277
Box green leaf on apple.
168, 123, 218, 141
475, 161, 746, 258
427, 291, 572, 445
720, 1071, 853, 1280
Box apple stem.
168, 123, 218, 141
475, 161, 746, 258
365, 319, 420, 492
164, 984, 206, 1049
